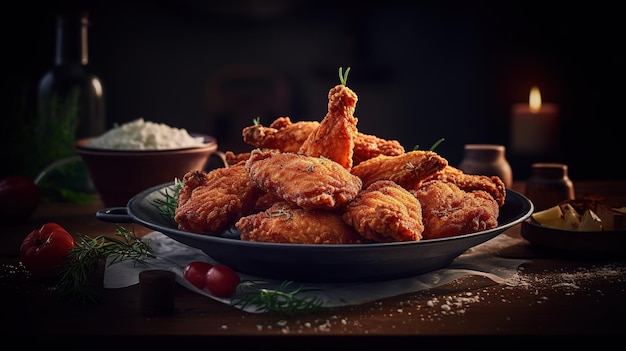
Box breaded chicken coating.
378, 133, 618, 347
412, 180, 499, 240
236, 201, 364, 244
245, 149, 362, 211
343, 180, 424, 242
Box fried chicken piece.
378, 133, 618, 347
254, 192, 284, 212
426, 165, 506, 206
236, 201, 364, 244
224, 150, 250, 166
245, 148, 362, 211
242, 116, 320, 153
298, 84, 358, 170
350, 150, 448, 189
353, 132, 405, 166
241, 115, 404, 167
175, 166, 264, 235
411, 180, 499, 240
343, 180, 424, 243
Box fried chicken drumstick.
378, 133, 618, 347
298, 83, 359, 170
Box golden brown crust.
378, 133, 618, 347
343, 180, 424, 242
427, 165, 507, 206
412, 180, 499, 240
224, 151, 250, 166
298, 84, 358, 170
174, 166, 264, 235
353, 132, 405, 166
242, 116, 320, 153
350, 150, 448, 189
236, 201, 364, 244
245, 149, 362, 211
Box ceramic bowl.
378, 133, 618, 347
76, 134, 224, 207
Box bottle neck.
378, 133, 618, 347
55, 11, 90, 66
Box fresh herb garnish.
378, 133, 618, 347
253, 116, 261, 126
339, 66, 351, 86
413, 137, 445, 152
153, 178, 183, 222
151, 176, 328, 316
232, 280, 328, 316
57, 225, 155, 304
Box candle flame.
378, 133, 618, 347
529, 86, 542, 113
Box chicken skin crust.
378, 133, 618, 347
411, 180, 499, 240
298, 84, 358, 170
245, 149, 362, 210
224, 151, 250, 166
353, 132, 405, 166
350, 150, 448, 189
241, 116, 405, 166
236, 201, 364, 244
426, 165, 507, 206
343, 180, 424, 243
175, 166, 264, 236
242, 116, 320, 153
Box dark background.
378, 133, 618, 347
4, 0, 625, 181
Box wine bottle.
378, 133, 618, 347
37, 10, 106, 141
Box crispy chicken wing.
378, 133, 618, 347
245, 148, 362, 211
426, 165, 507, 206
353, 132, 405, 166
411, 179, 499, 240
175, 166, 264, 235
224, 150, 250, 166
242, 116, 320, 153
298, 84, 358, 169
350, 150, 448, 189
236, 201, 364, 244
241, 115, 404, 167
343, 180, 424, 242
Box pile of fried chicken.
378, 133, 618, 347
174, 72, 506, 244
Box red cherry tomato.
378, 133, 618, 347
205, 265, 240, 298
0, 175, 40, 223
19, 222, 76, 278
183, 261, 213, 289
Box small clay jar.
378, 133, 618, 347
525, 163, 575, 212
139, 269, 176, 317
458, 144, 513, 188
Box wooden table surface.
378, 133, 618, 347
1, 180, 625, 345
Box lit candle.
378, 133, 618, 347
510, 86, 560, 155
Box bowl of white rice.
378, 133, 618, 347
76, 118, 225, 207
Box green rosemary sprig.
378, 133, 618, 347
232, 280, 329, 316
153, 178, 183, 221
339, 66, 351, 86
413, 137, 446, 152
56, 225, 155, 304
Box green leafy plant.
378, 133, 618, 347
56, 225, 155, 304
232, 280, 328, 316
153, 178, 183, 222
339, 66, 351, 86
413, 137, 445, 152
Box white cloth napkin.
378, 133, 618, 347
104, 232, 529, 313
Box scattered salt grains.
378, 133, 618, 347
423, 291, 482, 317
504, 262, 625, 305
